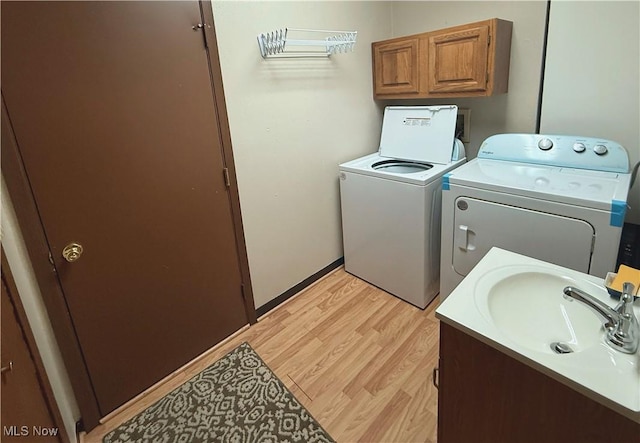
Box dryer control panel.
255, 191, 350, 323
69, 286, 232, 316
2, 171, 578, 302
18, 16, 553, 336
477, 134, 630, 173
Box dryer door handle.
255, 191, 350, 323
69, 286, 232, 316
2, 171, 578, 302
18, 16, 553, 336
456, 225, 472, 251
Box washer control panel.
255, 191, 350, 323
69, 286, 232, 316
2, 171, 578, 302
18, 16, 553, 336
478, 134, 630, 173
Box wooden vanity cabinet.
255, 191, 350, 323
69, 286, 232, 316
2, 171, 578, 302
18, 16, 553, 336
372, 19, 512, 99
437, 323, 640, 443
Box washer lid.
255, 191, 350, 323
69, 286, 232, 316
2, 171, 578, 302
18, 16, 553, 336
379, 105, 458, 164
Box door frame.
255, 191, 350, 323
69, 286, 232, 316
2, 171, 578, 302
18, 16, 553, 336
200, 0, 256, 325
2, 248, 69, 443
1, 2, 256, 431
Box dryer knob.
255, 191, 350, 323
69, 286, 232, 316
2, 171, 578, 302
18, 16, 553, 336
572, 142, 586, 153
593, 144, 608, 155
538, 138, 553, 151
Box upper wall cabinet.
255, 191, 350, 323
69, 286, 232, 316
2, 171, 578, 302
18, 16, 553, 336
372, 19, 513, 99
373, 37, 420, 95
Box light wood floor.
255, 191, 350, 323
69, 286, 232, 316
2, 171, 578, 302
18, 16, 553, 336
81, 267, 440, 443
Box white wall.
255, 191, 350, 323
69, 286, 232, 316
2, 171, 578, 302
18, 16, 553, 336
211, 1, 393, 308
540, 0, 640, 224
1, 178, 80, 443
390, 1, 548, 158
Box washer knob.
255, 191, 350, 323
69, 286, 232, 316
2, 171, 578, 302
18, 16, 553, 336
572, 142, 586, 153
538, 138, 553, 150
593, 144, 608, 155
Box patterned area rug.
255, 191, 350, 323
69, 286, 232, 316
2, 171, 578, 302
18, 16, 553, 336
103, 342, 335, 443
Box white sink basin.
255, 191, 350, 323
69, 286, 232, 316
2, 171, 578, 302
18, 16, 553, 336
474, 268, 604, 354
436, 248, 640, 423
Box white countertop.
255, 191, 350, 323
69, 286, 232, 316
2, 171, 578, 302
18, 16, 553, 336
436, 247, 640, 424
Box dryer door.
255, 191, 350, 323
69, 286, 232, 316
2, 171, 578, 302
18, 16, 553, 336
452, 197, 595, 276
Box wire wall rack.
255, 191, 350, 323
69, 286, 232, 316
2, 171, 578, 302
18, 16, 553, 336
257, 28, 357, 59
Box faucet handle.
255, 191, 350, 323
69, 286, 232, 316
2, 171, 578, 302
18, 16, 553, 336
621, 282, 635, 303
611, 281, 639, 354
616, 282, 636, 318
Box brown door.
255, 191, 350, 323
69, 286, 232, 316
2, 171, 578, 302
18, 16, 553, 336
1, 1, 249, 415
1, 275, 62, 443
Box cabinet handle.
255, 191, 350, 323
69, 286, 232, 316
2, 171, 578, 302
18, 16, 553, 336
1, 361, 14, 374
432, 366, 439, 389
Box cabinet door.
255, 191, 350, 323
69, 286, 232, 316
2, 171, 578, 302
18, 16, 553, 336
438, 323, 640, 443
373, 38, 419, 95
427, 24, 490, 93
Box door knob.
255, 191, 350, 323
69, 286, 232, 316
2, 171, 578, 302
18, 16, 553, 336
62, 242, 83, 262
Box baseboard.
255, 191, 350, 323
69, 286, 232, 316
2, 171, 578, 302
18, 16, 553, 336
256, 257, 344, 317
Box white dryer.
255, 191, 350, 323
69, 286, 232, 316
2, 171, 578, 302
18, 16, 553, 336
339, 105, 466, 308
440, 133, 632, 300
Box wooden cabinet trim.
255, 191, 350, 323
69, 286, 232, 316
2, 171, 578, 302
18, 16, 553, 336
490, 18, 514, 96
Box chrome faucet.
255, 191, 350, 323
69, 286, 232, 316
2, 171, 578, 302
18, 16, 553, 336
563, 282, 638, 354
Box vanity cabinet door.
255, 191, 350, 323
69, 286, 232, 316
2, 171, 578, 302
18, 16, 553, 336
427, 24, 490, 94
437, 323, 640, 443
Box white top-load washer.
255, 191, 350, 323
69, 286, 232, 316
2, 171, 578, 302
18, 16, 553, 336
339, 105, 466, 308
440, 133, 632, 300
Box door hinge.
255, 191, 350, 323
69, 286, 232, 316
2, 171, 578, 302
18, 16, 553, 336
193, 23, 209, 48
223, 167, 231, 188
48, 252, 57, 273
488, 34, 491, 46
240, 284, 247, 301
